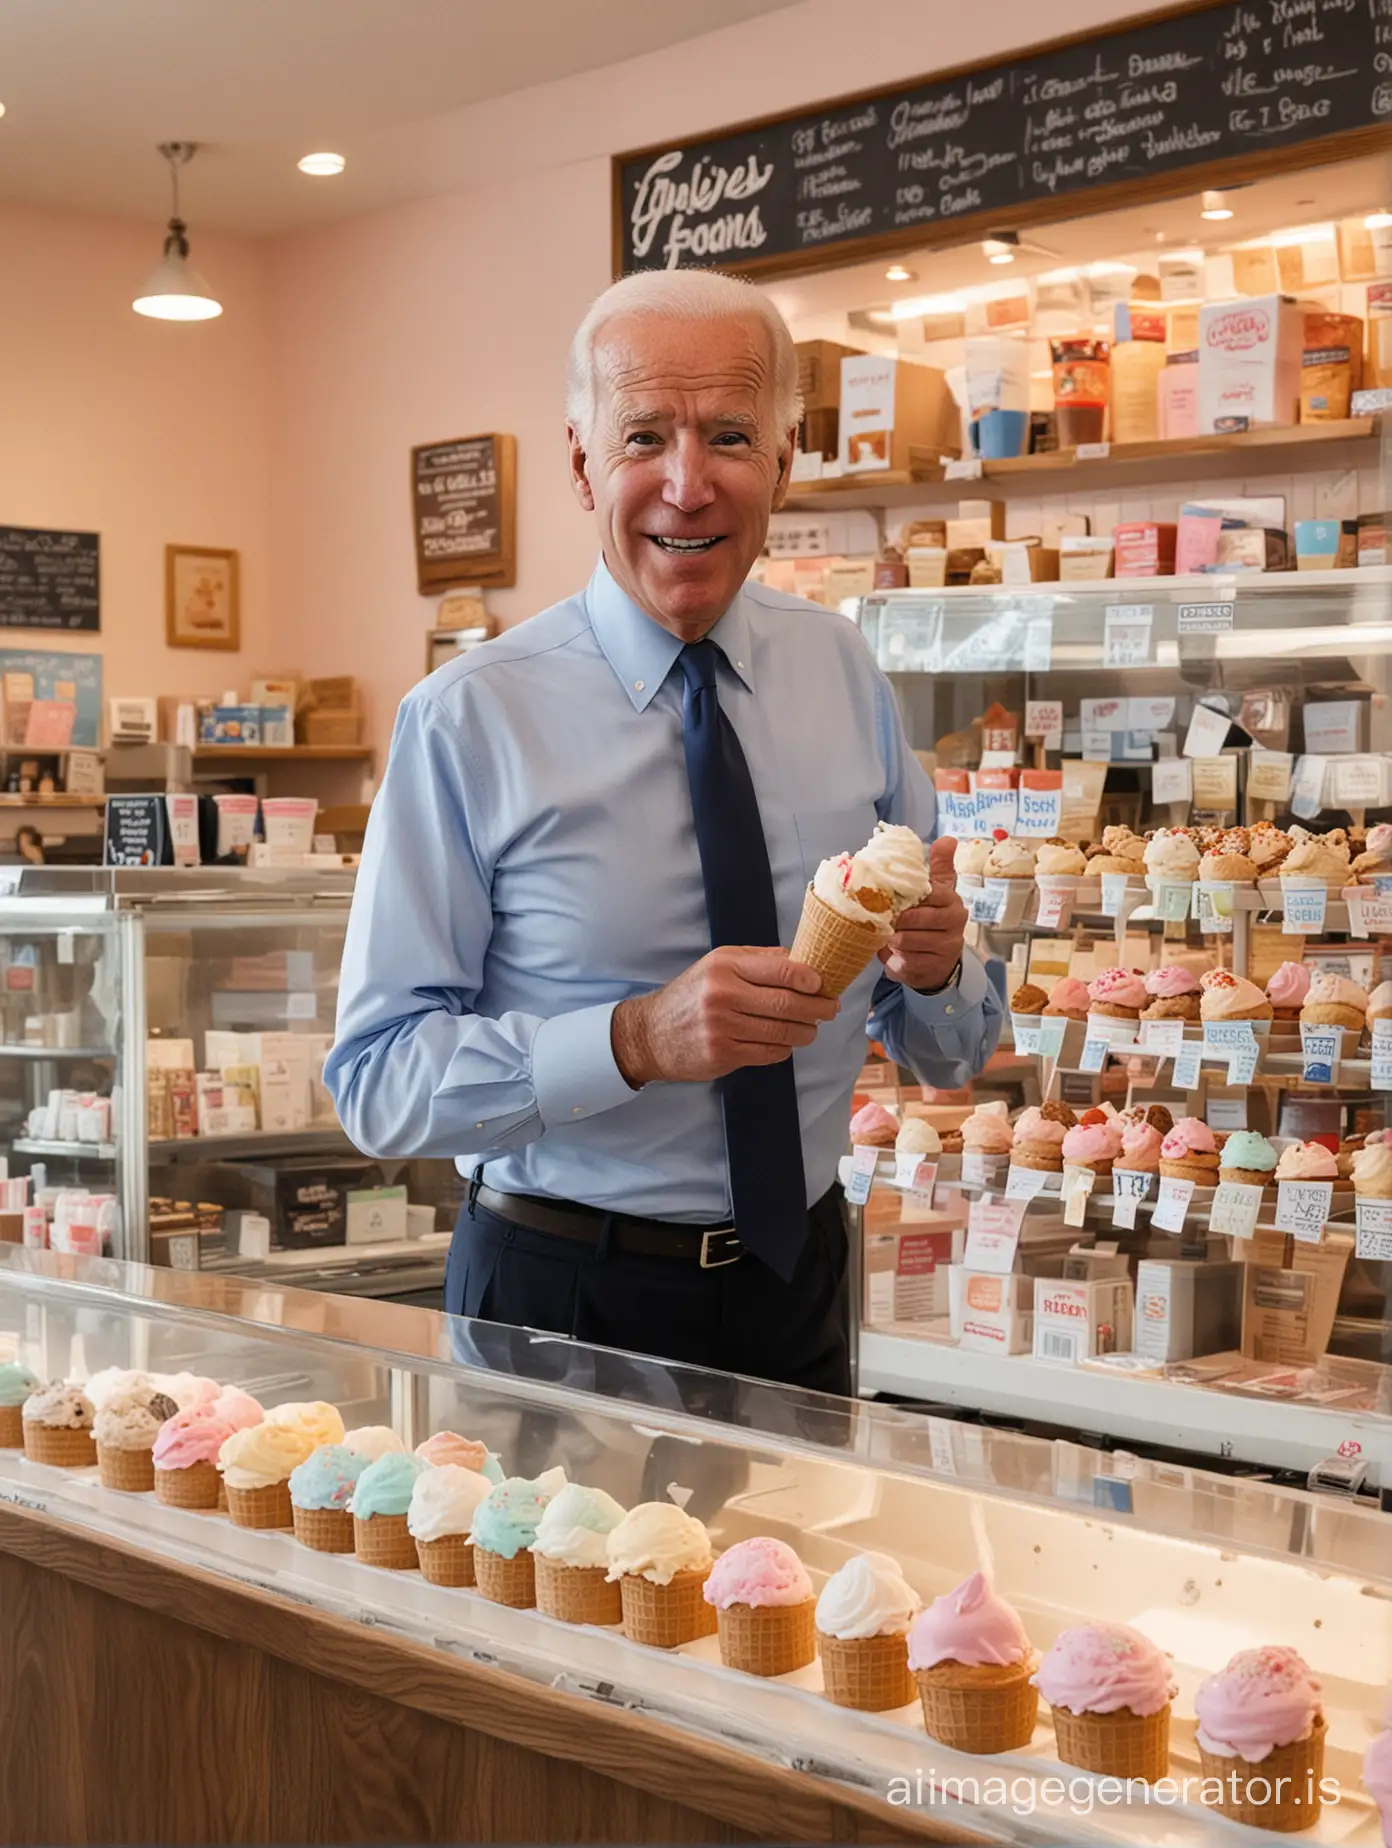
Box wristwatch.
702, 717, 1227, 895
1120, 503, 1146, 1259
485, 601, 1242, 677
914, 959, 962, 997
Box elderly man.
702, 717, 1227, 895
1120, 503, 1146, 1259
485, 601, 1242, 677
326, 269, 1001, 1393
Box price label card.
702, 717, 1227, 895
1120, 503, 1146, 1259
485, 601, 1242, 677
1203, 1020, 1257, 1056
960, 1151, 987, 1189
964, 1194, 1027, 1273
1081, 696, 1126, 732
944, 457, 984, 480
1191, 755, 1238, 809
1372, 1018, 1392, 1091
1355, 1197, 1392, 1261
968, 887, 1006, 925
1111, 1167, 1153, 1229
1375, 876, 1392, 897
1331, 756, 1384, 809
1227, 1041, 1261, 1085
1150, 757, 1193, 806
1033, 885, 1070, 930
1283, 884, 1328, 935
1177, 600, 1236, 633
1062, 1164, 1096, 1226
1300, 1025, 1341, 1085
1247, 749, 1295, 803
1275, 1178, 1333, 1242
1103, 605, 1153, 667
1291, 752, 1328, 821
1210, 1181, 1263, 1238
1023, 617, 1053, 672
1017, 772, 1063, 838
1140, 1018, 1186, 1060
1153, 880, 1194, 922
1152, 1174, 1195, 1233
906, 1161, 939, 1213
1184, 702, 1232, 759
1304, 699, 1360, 756
1129, 695, 1175, 732
1012, 1021, 1041, 1055
1079, 1036, 1110, 1073
1075, 441, 1111, 460
1100, 872, 1132, 917
894, 1151, 926, 1189
1006, 1164, 1052, 1200
1196, 883, 1234, 935
1025, 699, 1064, 743
845, 1145, 880, 1206
1081, 730, 1114, 762
927, 1416, 956, 1474
1172, 1040, 1203, 1091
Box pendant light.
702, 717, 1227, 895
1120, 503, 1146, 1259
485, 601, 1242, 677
133, 142, 222, 322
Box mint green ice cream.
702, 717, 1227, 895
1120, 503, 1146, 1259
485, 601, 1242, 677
288, 1443, 366, 1511
0, 1363, 39, 1408
349, 1451, 426, 1519
470, 1467, 567, 1559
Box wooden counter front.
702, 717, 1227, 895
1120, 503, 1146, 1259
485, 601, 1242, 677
0, 1501, 982, 1846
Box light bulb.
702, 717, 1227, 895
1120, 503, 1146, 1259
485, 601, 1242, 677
298, 152, 346, 176
1200, 190, 1232, 221
1366, 211, 1392, 231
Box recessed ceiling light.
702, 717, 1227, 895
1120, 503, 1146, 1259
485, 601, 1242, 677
0, 103, 7, 121
884, 264, 916, 283
1200, 189, 1232, 221
1366, 211, 1392, 230
298, 152, 345, 177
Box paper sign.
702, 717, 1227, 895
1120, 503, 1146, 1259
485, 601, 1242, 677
1153, 880, 1194, 922
1152, 1175, 1195, 1233
1112, 1168, 1153, 1229
1006, 1164, 1052, 1200
1196, 882, 1234, 935
1129, 695, 1175, 732
1184, 703, 1232, 759
1103, 605, 1153, 667
960, 1151, 987, 1188
1023, 617, 1053, 671
1210, 1181, 1263, 1238
944, 457, 984, 480
1081, 730, 1114, 762
968, 887, 1006, 925
1017, 772, 1063, 837
907, 1162, 939, 1213
1033, 884, 1071, 930
1303, 700, 1360, 757
1291, 754, 1327, 821
1332, 756, 1384, 809
1025, 700, 1063, 743
1226, 1041, 1260, 1085
1012, 1021, 1041, 1057
1355, 1197, 1392, 1261
846, 1144, 880, 1206
973, 781, 1019, 837
1100, 873, 1132, 918
1172, 1041, 1203, 1090
1177, 600, 1235, 633
895, 1152, 927, 1189
1203, 1021, 1257, 1056
1206, 1093, 1248, 1130
964, 1194, 1027, 1272
1275, 1179, 1333, 1242
1300, 1024, 1341, 1085
1150, 757, 1193, 806
1079, 1036, 1110, 1073
1036, 1020, 1067, 1059
1062, 1164, 1096, 1226
1191, 756, 1238, 809
1075, 441, 1110, 459
1372, 1018, 1392, 1090
1248, 750, 1295, 803
1283, 884, 1328, 934
1081, 696, 1126, 733
1140, 1018, 1186, 1059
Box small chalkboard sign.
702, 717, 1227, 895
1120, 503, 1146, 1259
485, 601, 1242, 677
104, 795, 170, 868
0, 527, 100, 632
411, 434, 516, 594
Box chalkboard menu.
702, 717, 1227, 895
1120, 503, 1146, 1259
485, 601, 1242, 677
411, 434, 517, 594
615, 0, 1392, 278
0, 526, 100, 632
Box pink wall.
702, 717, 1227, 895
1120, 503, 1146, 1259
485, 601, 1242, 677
0, 201, 276, 706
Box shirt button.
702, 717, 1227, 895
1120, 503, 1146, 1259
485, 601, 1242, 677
945, 1005, 955, 1016
572, 1106, 584, 1116
474, 1121, 484, 1130
634, 679, 645, 692
736, 660, 744, 669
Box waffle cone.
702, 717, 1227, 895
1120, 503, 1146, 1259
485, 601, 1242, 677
1219, 1167, 1274, 1189
353, 1513, 418, 1570
916, 1660, 1039, 1754
534, 1553, 623, 1626
97, 1443, 155, 1492
474, 1544, 536, 1607
225, 1480, 293, 1529
1089, 1001, 1140, 1020
1050, 1702, 1171, 1783
619, 1566, 718, 1648
23, 1422, 96, 1468
154, 1461, 220, 1509
1159, 1157, 1219, 1185
1302, 1002, 1365, 1032
417, 1534, 476, 1587
1197, 1717, 1326, 1832
790, 888, 890, 998
1011, 1144, 1063, 1172
818, 1630, 916, 1711
0, 1404, 23, 1448
716, 1599, 817, 1677
293, 1504, 354, 1553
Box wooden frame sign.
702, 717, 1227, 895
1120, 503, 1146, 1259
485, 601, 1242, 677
165, 544, 240, 652
613, 0, 1392, 281
411, 433, 517, 594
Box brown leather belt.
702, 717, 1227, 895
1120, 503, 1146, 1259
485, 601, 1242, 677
472, 1184, 744, 1268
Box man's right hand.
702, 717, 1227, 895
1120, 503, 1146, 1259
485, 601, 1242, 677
611, 947, 838, 1088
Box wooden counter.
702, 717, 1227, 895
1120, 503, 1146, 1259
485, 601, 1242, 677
0, 1499, 981, 1846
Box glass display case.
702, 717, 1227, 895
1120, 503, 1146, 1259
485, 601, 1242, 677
0, 1248, 1387, 1845
0, 869, 458, 1300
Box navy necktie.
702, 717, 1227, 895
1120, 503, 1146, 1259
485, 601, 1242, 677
678, 639, 808, 1281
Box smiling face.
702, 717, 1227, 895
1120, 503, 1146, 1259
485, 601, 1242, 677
567, 310, 796, 642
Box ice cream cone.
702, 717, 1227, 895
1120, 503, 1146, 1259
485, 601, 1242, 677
790, 887, 890, 998
97, 1443, 155, 1492
1219, 1167, 1274, 1189
417, 1535, 475, 1587
534, 1553, 623, 1626
154, 1461, 221, 1510
0, 1405, 23, 1448
474, 1543, 536, 1607
224, 1480, 293, 1529
1159, 1157, 1219, 1186
1302, 1002, 1365, 1032
817, 1630, 916, 1712
619, 1566, 717, 1648
1011, 1145, 1063, 1173
716, 1600, 816, 1677
1050, 1703, 1171, 1782
1197, 1718, 1325, 1832
293, 1504, 355, 1553
916, 1660, 1039, 1753
23, 1423, 96, 1469
353, 1512, 418, 1570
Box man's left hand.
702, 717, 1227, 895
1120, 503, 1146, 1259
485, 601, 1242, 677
879, 836, 967, 993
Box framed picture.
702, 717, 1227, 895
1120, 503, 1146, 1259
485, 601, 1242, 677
165, 544, 239, 651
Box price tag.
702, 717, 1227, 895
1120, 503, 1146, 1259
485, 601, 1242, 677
1355, 1197, 1392, 1261
1153, 880, 1194, 922
1081, 730, 1113, 762
1192, 756, 1239, 809
927, 1417, 957, 1474
1150, 757, 1193, 806
1177, 600, 1235, 633
1172, 1040, 1203, 1091
1017, 773, 1063, 837
1358, 896, 1392, 939
1291, 753, 1328, 821
1203, 1020, 1257, 1057
1210, 1181, 1263, 1238
1184, 702, 1232, 759
1196, 883, 1234, 935
1275, 1179, 1333, 1243
1331, 756, 1384, 809
1247, 749, 1295, 804
1025, 700, 1064, 743
1374, 876, 1392, 897
1152, 1175, 1195, 1233
964, 1194, 1027, 1272
1075, 441, 1111, 460
1207, 1093, 1248, 1131
1300, 1024, 1341, 1085
907, 1162, 939, 1212
1032, 884, 1070, 929
960, 1151, 987, 1188
1140, 1018, 1186, 1060
1079, 1036, 1110, 1073
1226, 1042, 1260, 1085
845, 1145, 880, 1206
894, 1151, 926, 1189
1006, 1164, 1052, 1200
1101, 872, 1133, 918
1062, 1164, 1095, 1227
1283, 884, 1328, 934
1023, 617, 1053, 672
1036, 1020, 1067, 1060
968, 887, 1006, 924
1081, 696, 1126, 732
944, 457, 983, 480
1103, 605, 1153, 667
1012, 1023, 1040, 1059
1111, 1168, 1153, 1229
1372, 1018, 1392, 1090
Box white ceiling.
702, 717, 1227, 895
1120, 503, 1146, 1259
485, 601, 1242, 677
0, 0, 801, 235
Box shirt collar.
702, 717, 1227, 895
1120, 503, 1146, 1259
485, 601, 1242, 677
584, 556, 755, 712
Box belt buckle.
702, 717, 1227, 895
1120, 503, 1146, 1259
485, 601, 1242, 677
699, 1228, 743, 1269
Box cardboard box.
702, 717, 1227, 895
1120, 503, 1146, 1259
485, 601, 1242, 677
1032, 1276, 1134, 1363
1301, 310, 1363, 421
796, 339, 862, 411
1216, 527, 1289, 571
839, 356, 960, 472
985, 541, 1058, 584
232, 1157, 383, 1250
1239, 1231, 1350, 1365
946, 499, 1006, 549
949, 1268, 1034, 1354
1198, 295, 1304, 431
1135, 1258, 1244, 1361
863, 1225, 957, 1325
906, 546, 948, 588
1058, 536, 1114, 580
799, 406, 838, 460
1113, 522, 1176, 577
198, 705, 262, 747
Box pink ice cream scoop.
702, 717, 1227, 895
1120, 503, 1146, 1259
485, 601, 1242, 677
1194, 1646, 1322, 1761
1161, 1116, 1217, 1160
416, 1431, 491, 1472
1274, 1140, 1339, 1180
1145, 966, 1200, 998
850, 1101, 900, 1145
703, 1536, 813, 1610
1061, 1120, 1122, 1165
1366, 1703, 1392, 1848
1087, 968, 1148, 1007
1266, 961, 1312, 1009
906, 1572, 1032, 1672
1046, 977, 1091, 1014
1119, 1120, 1164, 1168
212, 1387, 263, 1432
1032, 1622, 1176, 1717
152, 1405, 236, 1470
1013, 1108, 1067, 1148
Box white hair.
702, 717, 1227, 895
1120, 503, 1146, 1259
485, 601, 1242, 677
565, 269, 803, 444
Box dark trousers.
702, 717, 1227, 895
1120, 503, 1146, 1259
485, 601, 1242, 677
444, 1183, 851, 1396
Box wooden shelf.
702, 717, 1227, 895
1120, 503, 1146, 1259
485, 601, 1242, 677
191, 746, 374, 763
0, 794, 105, 809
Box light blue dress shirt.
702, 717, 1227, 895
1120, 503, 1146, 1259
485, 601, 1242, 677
326, 559, 1002, 1223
